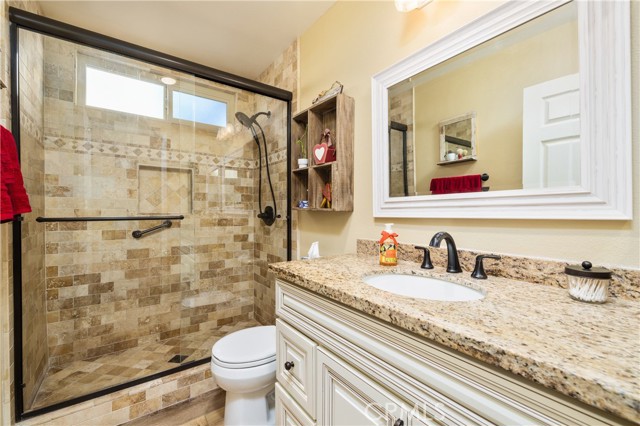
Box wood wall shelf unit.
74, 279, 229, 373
291, 94, 354, 212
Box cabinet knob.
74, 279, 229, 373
284, 361, 295, 371
393, 420, 404, 426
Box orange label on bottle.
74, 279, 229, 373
379, 231, 398, 266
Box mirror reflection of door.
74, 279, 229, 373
522, 73, 580, 189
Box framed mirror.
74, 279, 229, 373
372, 0, 631, 220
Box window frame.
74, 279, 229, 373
77, 53, 236, 131
77, 53, 167, 121
168, 82, 236, 131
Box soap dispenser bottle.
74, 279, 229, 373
379, 223, 398, 266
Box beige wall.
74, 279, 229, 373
297, 1, 640, 268
255, 40, 298, 325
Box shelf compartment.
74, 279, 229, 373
310, 164, 333, 210
292, 170, 309, 207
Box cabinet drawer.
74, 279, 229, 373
277, 319, 317, 418
276, 383, 315, 426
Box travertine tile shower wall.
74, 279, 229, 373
253, 40, 298, 325
41, 37, 277, 367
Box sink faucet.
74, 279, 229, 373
429, 231, 462, 273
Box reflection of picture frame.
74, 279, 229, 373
438, 112, 477, 165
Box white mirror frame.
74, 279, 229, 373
372, 0, 631, 220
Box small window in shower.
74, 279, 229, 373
170, 83, 235, 129
172, 91, 226, 127
85, 66, 165, 119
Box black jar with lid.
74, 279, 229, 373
565, 261, 612, 303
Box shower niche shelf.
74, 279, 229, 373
291, 93, 354, 212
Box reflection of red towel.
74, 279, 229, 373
1, 126, 31, 222
430, 174, 482, 195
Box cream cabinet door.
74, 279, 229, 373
276, 383, 315, 426
277, 319, 317, 418
317, 348, 407, 426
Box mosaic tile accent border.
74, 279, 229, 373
44, 136, 259, 169
44, 136, 288, 171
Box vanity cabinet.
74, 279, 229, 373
275, 279, 631, 426
291, 94, 354, 212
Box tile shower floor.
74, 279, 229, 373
29, 319, 261, 410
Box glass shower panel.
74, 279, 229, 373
19, 32, 201, 411
17, 26, 290, 414
177, 81, 289, 360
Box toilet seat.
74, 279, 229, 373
212, 325, 276, 369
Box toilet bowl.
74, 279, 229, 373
211, 325, 276, 426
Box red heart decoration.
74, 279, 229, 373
313, 143, 328, 164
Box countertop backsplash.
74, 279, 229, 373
357, 239, 639, 300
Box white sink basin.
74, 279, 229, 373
363, 274, 484, 302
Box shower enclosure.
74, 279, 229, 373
10, 8, 291, 419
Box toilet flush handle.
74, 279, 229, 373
284, 361, 295, 371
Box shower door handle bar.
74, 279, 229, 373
132, 220, 173, 239
35, 215, 184, 222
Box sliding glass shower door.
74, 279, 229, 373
15, 24, 289, 415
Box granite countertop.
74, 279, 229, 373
270, 254, 640, 423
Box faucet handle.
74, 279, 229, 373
471, 254, 501, 279
414, 246, 433, 269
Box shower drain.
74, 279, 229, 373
168, 354, 188, 363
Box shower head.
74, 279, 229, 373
235, 111, 254, 129
235, 111, 271, 129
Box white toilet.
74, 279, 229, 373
211, 325, 276, 426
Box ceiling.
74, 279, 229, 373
36, 1, 335, 80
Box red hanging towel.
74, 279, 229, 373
1, 125, 32, 222
430, 174, 482, 195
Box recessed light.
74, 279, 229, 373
395, 0, 432, 12
161, 77, 177, 85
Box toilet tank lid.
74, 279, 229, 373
212, 325, 276, 364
